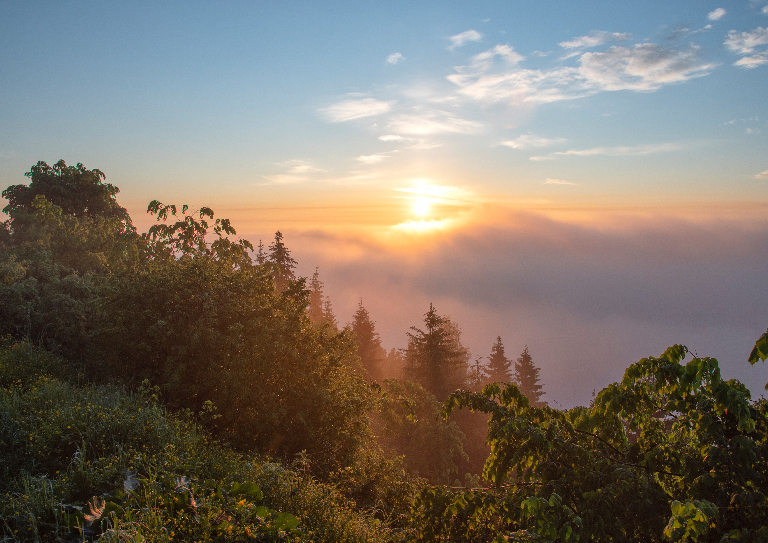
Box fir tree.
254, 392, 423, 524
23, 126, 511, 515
467, 356, 489, 391
350, 300, 386, 381
267, 230, 297, 290
256, 240, 266, 265
515, 346, 546, 406
308, 268, 325, 323
486, 336, 513, 384
322, 296, 337, 329
404, 304, 469, 400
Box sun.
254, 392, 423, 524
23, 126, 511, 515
413, 196, 430, 217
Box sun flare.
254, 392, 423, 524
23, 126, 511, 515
413, 197, 430, 217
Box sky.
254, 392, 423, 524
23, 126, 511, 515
1, 1, 768, 407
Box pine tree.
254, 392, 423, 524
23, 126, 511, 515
267, 231, 297, 290
404, 304, 469, 400
486, 336, 513, 384
515, 346, 546, 406
308, 268, 325, 323
467, 356, 489, 391
256, 240, 266, 265
322, 296, 337, 329
350, 300, 386, 381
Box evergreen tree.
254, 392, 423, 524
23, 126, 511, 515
467, 356, 489, 392
514, 346, 546, 406
486, 336, 513, 384
322, 296, 337, 329
350, 300, 386, 381
267, 230, 297, 290
308, 267, 325, 323
404, 304, 469, 400
256, 240, 266, 265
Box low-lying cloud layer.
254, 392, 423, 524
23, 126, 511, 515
282, 208, 768, 408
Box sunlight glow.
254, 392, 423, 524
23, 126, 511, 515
413, 197, 430, 216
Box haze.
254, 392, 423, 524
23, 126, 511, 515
2, 0, 767, 406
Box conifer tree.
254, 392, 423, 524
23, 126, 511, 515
404, 304, 469, 400
350, 300, 386, 381
267, 230, 297, 290
514, 346, 546, 406
322, 296, 337, 329
467, 356, 489, 391
308, 268, 325, 323
256, 240, 266, 265
486, 336, 513, 384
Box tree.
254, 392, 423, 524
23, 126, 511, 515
350, 300, 386, 382
3, 160, 131, 227
308, 268, 325, 323
515, 346, 545, 407
374, 379, 467, 484
486, 336, 512, 384
404, 304, 469, 401
267, 230, 297, 290
424, 344, 768, 542
467, 356, 489, 392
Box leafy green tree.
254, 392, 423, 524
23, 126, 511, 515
374, 379, 467, 484
411, 344, 768, 542
350, 300, 386, 382
515, 346, 545, 407
268, 230, 297, 291
404, 304, 469, 401
486, 336, 512, 384
93, 203, 372, 477
2, 160, 131, 225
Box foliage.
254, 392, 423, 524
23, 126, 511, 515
373, 379, 467, 485
408, 344, 768, 542
91, 203, 372, 477
404, 304, 470, 401
0, 341, 401, 543
268, 230, 298, 291
748, 327, 768, 389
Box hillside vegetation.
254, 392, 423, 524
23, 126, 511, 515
1, 160, 767, 542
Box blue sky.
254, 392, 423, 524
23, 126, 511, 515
2, 1, 768, 405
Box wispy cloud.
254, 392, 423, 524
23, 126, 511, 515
552, 142, 684, 157
756, 169, 768, 179
725, 27, 768, 54
387, 53, 405, 64
261, 159, 323, 184
387, 111, 483, 135
544, 178, 577, 185
320, 97, 393, 122
500, 134, 566, 149
726, 27, 768, 68
357, 154, 389, 164
559, 31, 629, 50
448, 41, 715, 104
379, 134, 406, 142
449, 29, 482, 49
708, 8, 726, 21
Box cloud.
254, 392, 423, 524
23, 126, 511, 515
708, 8, 726, 21
379, 134, 405, 142
291, 209, 768, 408
577, 43, 716, 91
320, 97, 393, 122
277, 159, 322, 174
449, 29, 482, 49
725, 27, 768, 54
386, 53, 405, 64
529, 156, 555, 161
357, 154, 389, 164
448, 41, 716, 104
387, 111, 483, 135
559, 31, 630, 49
756, 170, 768, 179
501, 134, 567, 149
736, 52, 768, 68
544, 178, 577, 185
552, 142, 684, 157
764, 6, 768, 14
